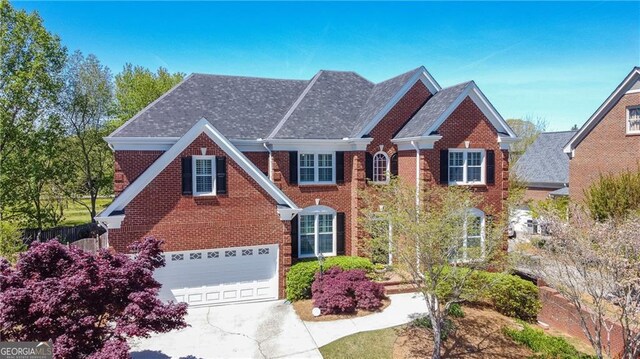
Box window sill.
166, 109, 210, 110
298, 182, 337, 187
626, 131, 640, 136
448, 183, 487, 187
298, 253, 337, 259
192, 193, 217, 197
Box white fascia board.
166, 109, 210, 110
100, 118, 299, 223
423, 82, 517, 139
355, 67, 441, 138
392, 136, 442, 151
104, 136, 180, 151
277, 206, 302, 221
498, 135, 520, 150
564, 68, 640, 155
265, 138, 373, 151
94, 214, 125, 229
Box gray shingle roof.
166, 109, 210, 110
349, 67, 423, 137
514, 131, 576, 185
394, 82, 472, 138
111, 74, 309, 139
270, 71, 374, 139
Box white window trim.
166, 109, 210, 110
298, 205, 337, 258
448, 149, 486, 186
626, 106, 640, 135
457, 208, 486, 263
192, 155, 216, 196
372, 151, 390, 184
298, 152, 336, 185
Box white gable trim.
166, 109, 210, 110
564, 67, 640, 156
355, 66, 442, 138
96, 118, 300, 228
422, 82, 517, 139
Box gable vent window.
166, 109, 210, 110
372, 151, 390, 184
627, 106, 640, 134
299, 153, 335, 184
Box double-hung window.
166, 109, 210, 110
627, 106, 640, 134
298, 206, 336, 257
452, 208, 485, 262
448, 149, 485, 185
193, 155, 216, 196
299, 153, 335, 184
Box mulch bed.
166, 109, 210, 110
293, 297, 391, 322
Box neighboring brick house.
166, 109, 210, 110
96, 66, 518, 306
564, 67, 640, 202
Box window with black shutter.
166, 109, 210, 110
486, 150, 495, 185
336, 212, 345, 255
390, 153, 398, 177
365, 152, 373, 181
291, 215, 298, 259
289, 151, 298, 185
336, 151, 345, 184
181, 156, 193, 195
216, 157, 227, 194
439, 150, 449, 184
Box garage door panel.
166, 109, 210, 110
154, 244, 278, 306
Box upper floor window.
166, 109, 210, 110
449, 149, 485, 185
373, 151, 390, 184
627, 106, 640, 134
193, 155, 216, 195
298, 205, 336, 258
299, 153, 334, 184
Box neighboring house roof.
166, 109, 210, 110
96, 118, 301, 229
515, 131, 576, 186
564, 67, 640, 156
549, 187, 569, 197
395, 81, 471, 138
111, 74, 309, 139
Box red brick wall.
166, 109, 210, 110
108, 134, 292, 297
422, 96, 508, 215
524, 187, 554, 202
538, 285, 624, 357
570, 92, 640, 202
114, 151, 163, 195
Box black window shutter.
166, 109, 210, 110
486, 150, 495, 185
439, 150, 449, 184
336, 151, 345, 184
336, 212, 346, 255
289, 151, 298, 185
365, 152, 373, 181
181, 156, 193, 195
291, 215, 299, 258
390, 153, 398, 177
216, 156, 227, 194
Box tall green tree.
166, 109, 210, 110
59, 51, 114, 221
113, 63, 184, 125
0, 0, 66, 222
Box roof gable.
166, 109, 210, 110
97, 118, 299, 227
564, 67, 640, 155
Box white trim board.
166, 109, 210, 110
564, 67, 640, 156
96, 118, 300, 228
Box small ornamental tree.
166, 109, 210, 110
0, 237, 188, 358
311, 267, 385, 314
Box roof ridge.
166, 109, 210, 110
266, 71, 324, 139
540, 130, 578, 134
191, 72, 308, 82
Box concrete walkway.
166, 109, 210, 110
303, 292, 428, 347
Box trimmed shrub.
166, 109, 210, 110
488, 273, 541, 322
503, 323, 596, 359
311, 267, 385, 314
447, 303, 465, 318
286, 256, 374, 301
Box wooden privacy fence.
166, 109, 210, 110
22, 223, 105, 245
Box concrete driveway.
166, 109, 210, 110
130, 300, 321, 359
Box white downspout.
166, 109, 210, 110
263, 142, 273, 181
411, 141, 420, 269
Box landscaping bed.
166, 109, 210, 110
293, 297, 391, 322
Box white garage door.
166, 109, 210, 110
154, 244, 279, 306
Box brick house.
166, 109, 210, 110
564, 67, 640, 202
96, 67, 518, 306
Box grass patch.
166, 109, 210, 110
60, 198, 112, 226
319, 326, 398, 359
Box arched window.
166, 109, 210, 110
461, 208, 485, 261
298, 205, 336, 258
373, 151, 390, 184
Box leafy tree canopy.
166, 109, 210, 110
506, 117, 547, 165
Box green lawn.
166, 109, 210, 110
60, 197, 112, 226
319, 326, 398, 359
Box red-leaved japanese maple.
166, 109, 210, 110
0, 237, 188, 358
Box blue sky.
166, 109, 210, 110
14, 1, 640, 131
